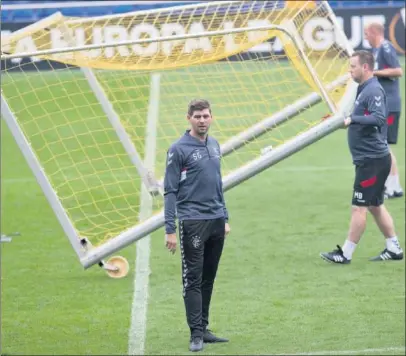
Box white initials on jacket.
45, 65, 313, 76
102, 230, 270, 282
192, 150, 202, 161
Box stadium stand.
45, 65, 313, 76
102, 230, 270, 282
1, 0, 405, 23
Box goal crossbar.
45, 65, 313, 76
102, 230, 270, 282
1, 24, 334, 60
1, 23, 337, 117
2, 22, 338, 118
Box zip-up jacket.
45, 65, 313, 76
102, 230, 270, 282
164, 130, 228, 234
348, 76, 389, 165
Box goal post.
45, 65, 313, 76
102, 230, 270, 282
1, 0, 356, 273
0, 94, 85, 260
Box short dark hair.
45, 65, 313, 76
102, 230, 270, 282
351, 50, 375, 71
187, 99, 211, 117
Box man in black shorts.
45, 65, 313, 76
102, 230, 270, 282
364, 23, 403, 198
164, 99, 230, 352
320, 50, 403, 264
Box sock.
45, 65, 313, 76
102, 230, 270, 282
342, 240, 357, 260
385, 236, 403, 254
393, 174, 403, 192
385, 175, 394, 194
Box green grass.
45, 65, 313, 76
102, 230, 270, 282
1, 62, 405, 355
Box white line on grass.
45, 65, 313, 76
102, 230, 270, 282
288, 346, 405, 355
127, 73, 160, 356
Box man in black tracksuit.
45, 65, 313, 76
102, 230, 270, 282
164, 99, 230, 352
321, 50, 403, 264
364, 22, 403, 198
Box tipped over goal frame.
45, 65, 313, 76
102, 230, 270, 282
1, 0, 357, 278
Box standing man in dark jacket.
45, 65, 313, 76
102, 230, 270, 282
164, 99, 230, 352
364, 23, 403, 198
320, 50, 403, 264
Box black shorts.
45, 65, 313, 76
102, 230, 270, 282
386, 112, 400, 144
352, 154, 391, 207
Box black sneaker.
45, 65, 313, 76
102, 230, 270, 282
203, 329, 229, 343
386, 191, 404, 199
320, 245, 351, 264
384, 187, 404, 199
189, 336, 203, 352
370, 248, 404, 261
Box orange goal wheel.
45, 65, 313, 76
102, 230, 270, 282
105, 256, 129, 279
